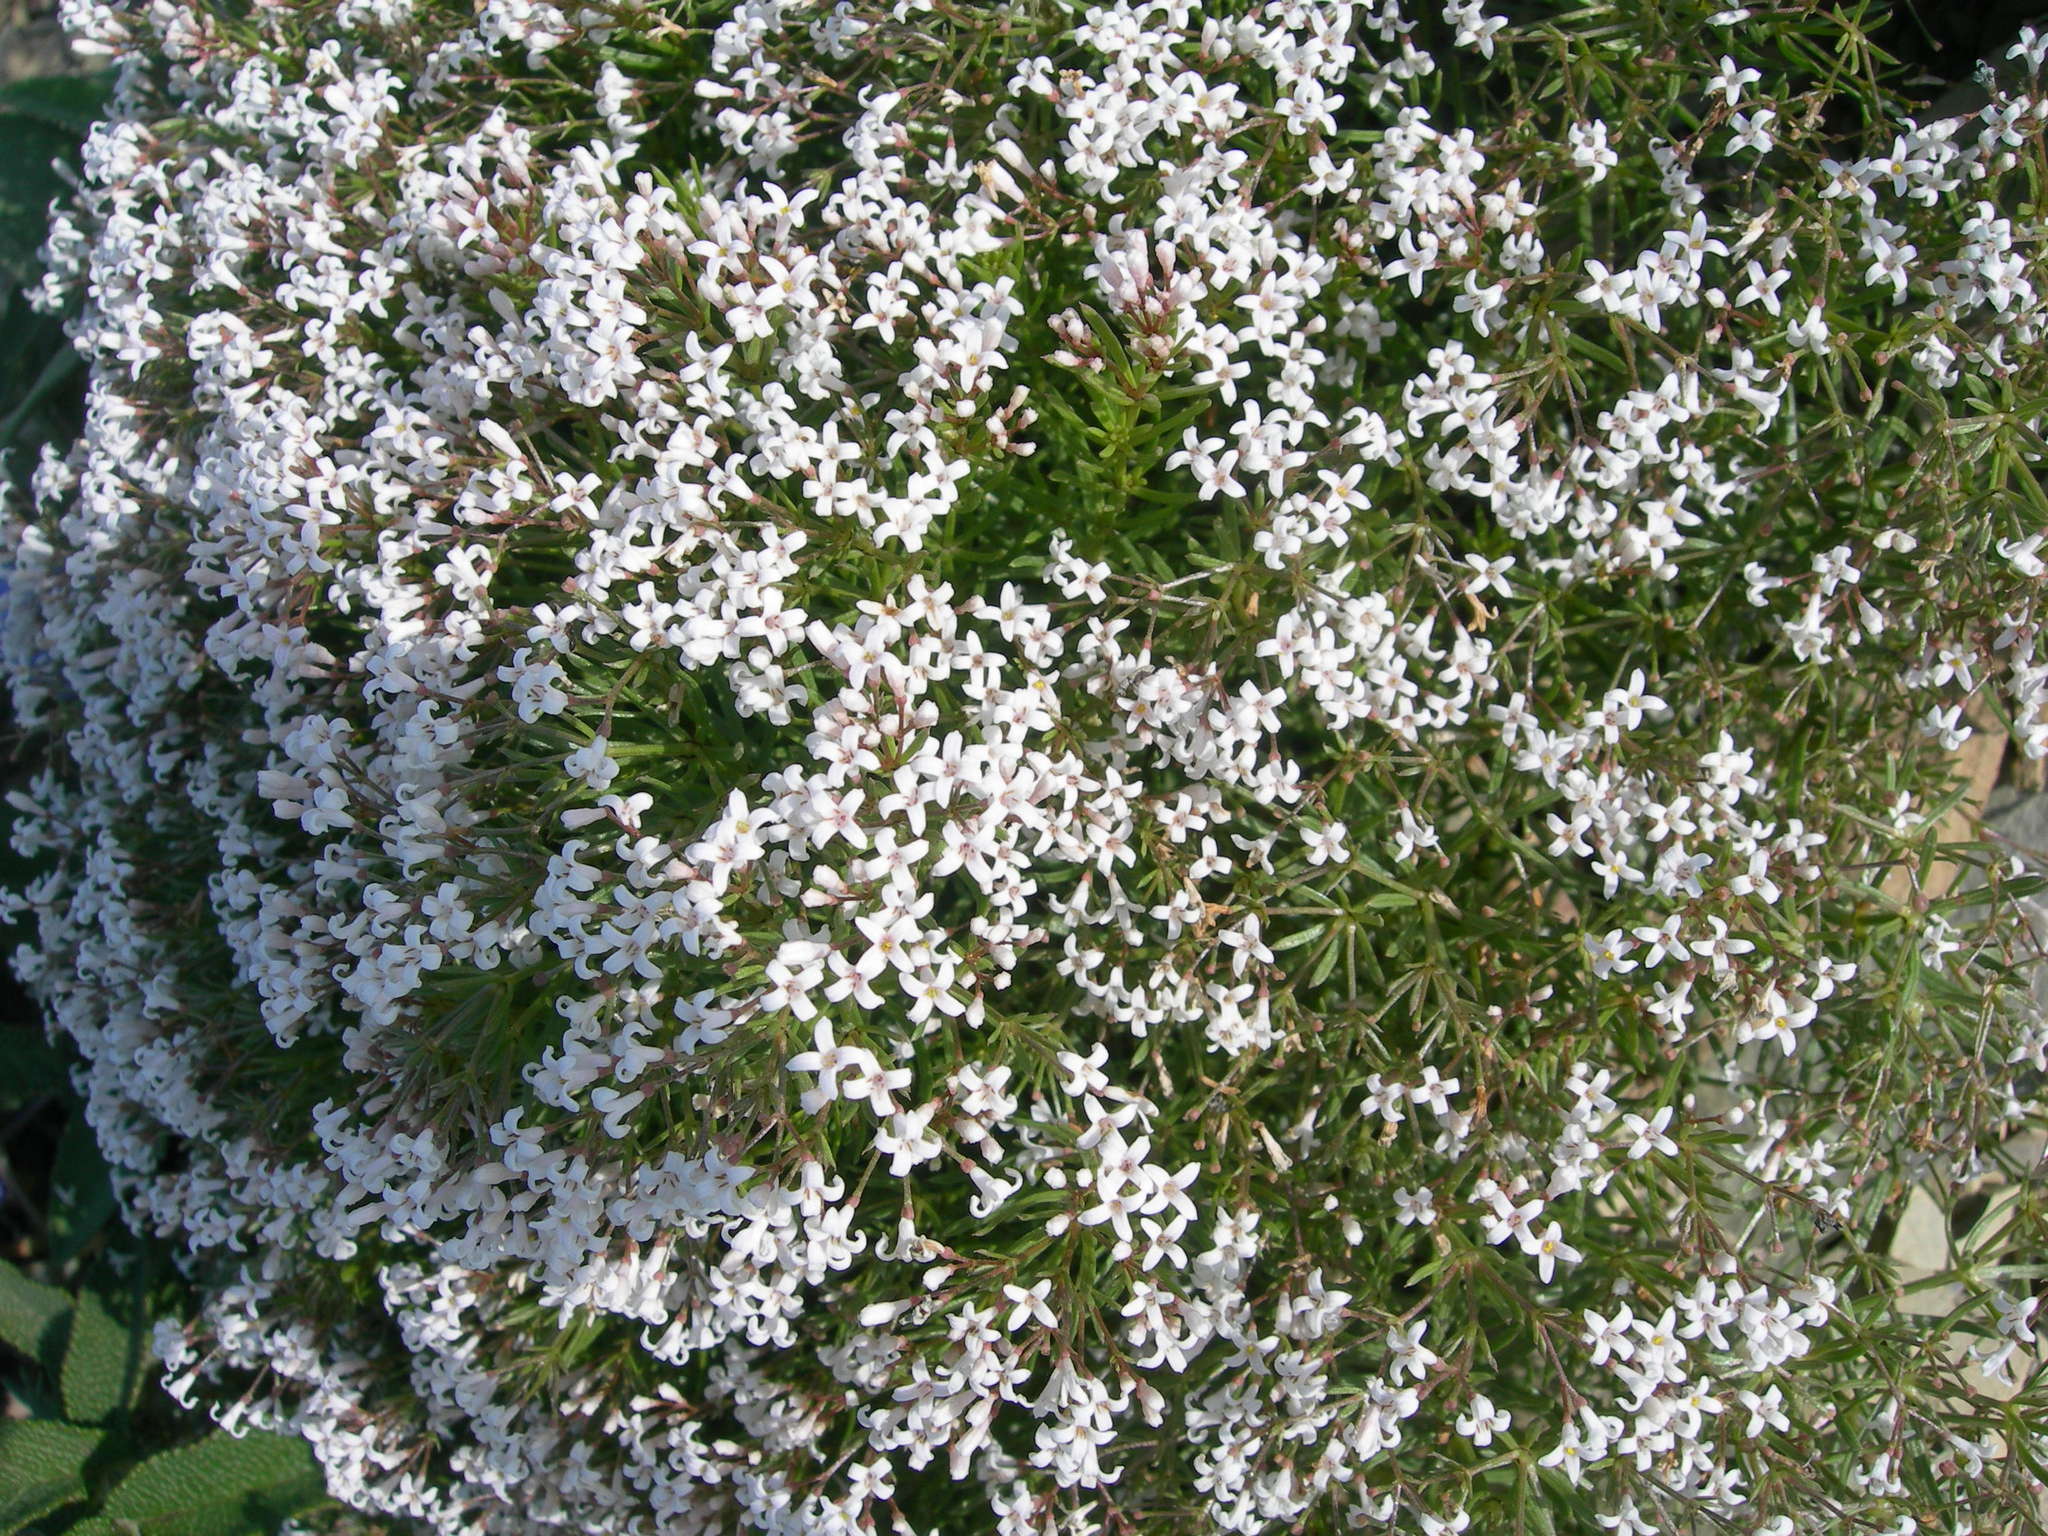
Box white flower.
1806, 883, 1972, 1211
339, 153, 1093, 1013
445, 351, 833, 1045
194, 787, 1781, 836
786, 1019, 867, 1112
1586, 929, 1639, 978
1619, 1106, 1678, 1160
1538, 1423, 1593, 1486
1707, 55, 1762, 105
1391, 808, 1439, 863
1920, 703, 1973, 751
1393, 1186, 1437, 1226
1461, 552, 1516, 598
1385, 1319, 1438, 1382
1409, 1066, 1460, 1116
1726, 107, 1776, 156
1523, 1220, 1582, 1283
1568, 120, 1619, 183
1735, 1384, 1791, 1438
1455, 1393, 1510, 1445
1578, 259, 1637, 312
1302, 822, 1350, 867
1787, 302, 1831, 352
1734, 259, 1791, 316
1002, 1278, 1059, 1332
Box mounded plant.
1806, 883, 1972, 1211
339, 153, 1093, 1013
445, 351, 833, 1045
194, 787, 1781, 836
6, 1, 2048, 1534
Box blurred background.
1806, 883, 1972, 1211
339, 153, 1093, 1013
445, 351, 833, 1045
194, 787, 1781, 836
1, 0, 75, 79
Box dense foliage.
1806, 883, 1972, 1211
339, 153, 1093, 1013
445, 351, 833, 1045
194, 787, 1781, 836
7, 1, 2048, 1534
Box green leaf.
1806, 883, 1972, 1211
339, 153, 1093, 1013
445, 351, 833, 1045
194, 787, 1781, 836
60, 1289, 138, 1426
1268, 922, 1327, 954
0, 1258, 72, 1373
1305, 929, 1344, 990
0, 1420, 100, 1536
48, 1112, 118, 1267
92, 1430, 326, 1536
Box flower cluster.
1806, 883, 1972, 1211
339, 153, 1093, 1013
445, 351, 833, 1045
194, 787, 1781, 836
7, 1, 2048, 1535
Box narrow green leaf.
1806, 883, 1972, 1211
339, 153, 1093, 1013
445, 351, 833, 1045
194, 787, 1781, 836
1269, 922, 1327, 954
1305, 929, 1344, 990
1075, 304, 1138, 389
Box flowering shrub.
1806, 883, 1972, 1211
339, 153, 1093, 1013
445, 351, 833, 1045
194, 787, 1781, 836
8, 0, 2048, 1532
